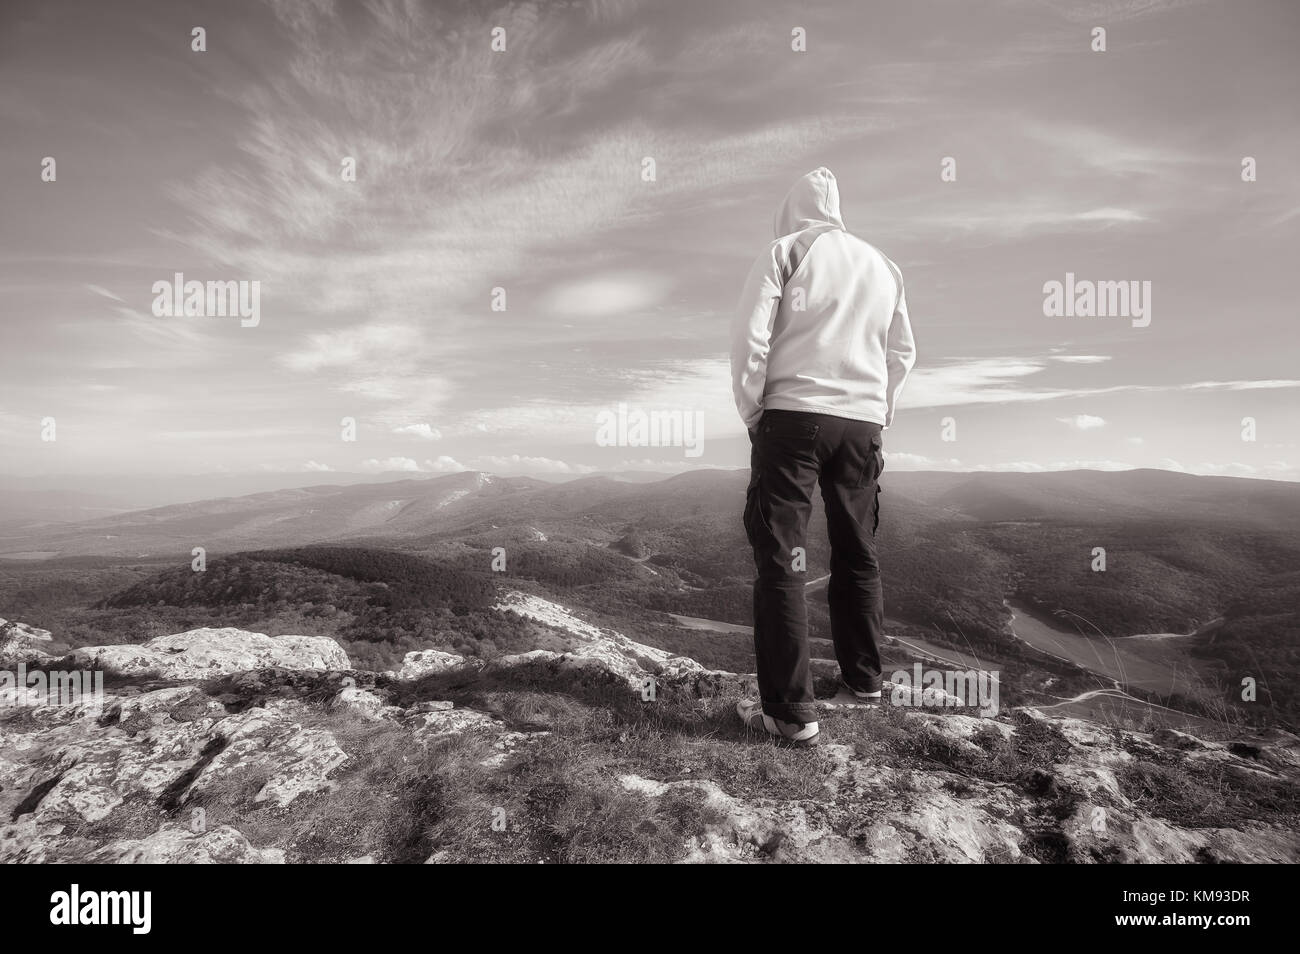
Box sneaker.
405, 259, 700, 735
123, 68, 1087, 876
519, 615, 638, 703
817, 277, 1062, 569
843, 680, 882, 701
736, 698, 820, 747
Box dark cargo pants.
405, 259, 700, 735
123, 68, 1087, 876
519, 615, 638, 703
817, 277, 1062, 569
743, 409, 885, 724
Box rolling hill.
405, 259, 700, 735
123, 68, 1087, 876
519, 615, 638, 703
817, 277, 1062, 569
1, 467, 1297, 726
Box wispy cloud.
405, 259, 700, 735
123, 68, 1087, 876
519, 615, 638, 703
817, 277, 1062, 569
393, 424, 442, 441
1058, 414, 1107, 430
905, 357, 1300, 410
1049, 354, 1112, 364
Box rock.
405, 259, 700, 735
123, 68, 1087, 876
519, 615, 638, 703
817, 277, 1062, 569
208, 700, 349, 808
69, 627, 351, 679
0, 817, 66, 863
410, 700, 456, 713
1, 602, 1296, 865
885, 679, 969, 709
495, 591, 707, 690
0, 617, 54, 661
397, 702, 547, 767
328, 686, 394, 720
0, 687, 347, 845
620, 706, 1300, 864
386, 649, 465, 680
93, 825, 285, 864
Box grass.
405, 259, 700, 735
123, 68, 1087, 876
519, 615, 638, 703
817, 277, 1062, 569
1117, 758, 1300, 830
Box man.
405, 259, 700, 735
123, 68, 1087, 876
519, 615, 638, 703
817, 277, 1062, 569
730, 167, 916, 746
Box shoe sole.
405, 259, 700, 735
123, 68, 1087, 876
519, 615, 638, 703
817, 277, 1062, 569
841, 680, 882, 702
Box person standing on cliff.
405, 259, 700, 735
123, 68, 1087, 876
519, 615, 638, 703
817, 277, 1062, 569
730, 167, 916, 746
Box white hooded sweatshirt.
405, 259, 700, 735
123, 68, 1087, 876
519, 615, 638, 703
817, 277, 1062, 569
730, 167, 916, 431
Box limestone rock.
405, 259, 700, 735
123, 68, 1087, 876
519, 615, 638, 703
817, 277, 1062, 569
386, 648, 465, 680
495, 591, 707, 689
69, 627, 351, 679
0, 617, 54, 661
93, 824, 286, 864
1, 601, 1295, 865
329, 686, 395, 720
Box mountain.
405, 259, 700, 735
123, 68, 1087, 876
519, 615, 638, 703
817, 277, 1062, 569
6, 467, 1299, 563
0, 470, 453, 520
0, 471, 540, 559
894, 468, 1300, 530
2, 467, 1297, 725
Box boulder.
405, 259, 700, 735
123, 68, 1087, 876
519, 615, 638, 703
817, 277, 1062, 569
386, 648, 465, 680
0, 617, 54, 661
69, 627, 351, 679
495, 591, 706, 690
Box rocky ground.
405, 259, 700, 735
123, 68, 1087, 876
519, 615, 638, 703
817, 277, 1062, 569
1, 599, 1296, 864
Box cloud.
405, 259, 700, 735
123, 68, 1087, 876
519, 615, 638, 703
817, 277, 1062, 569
1075, 208, 1146, 223
1036, 0, 1213, 24
471, 455, 596, 475
903, 356, 1300, 410
903, 358, 1053, 407
338, 378, 407, 401
1180, 380, 1300, 392
1048, 354, 1111, 364
1022, 120, 1201, 176
86, 284, 126, 303
461, 357, 735, 442
155, 427, 301, 440
611, 458, 700, 473
360, 456, 424, 473
423, 456, 467, 473
394, 423, 442, 440
904, 202, 1150, 239
543, 271, 671, 319
279, 325, 422, 373
355, 455, 467, 474
303, 460, 333, 471
1057, 414, 1106, 430
882, 451, 965, 470
160, 3, 867, 451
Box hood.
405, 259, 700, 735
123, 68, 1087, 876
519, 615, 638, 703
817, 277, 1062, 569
773, 166, 844, 238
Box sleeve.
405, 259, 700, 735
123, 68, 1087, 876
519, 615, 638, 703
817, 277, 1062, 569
730, 243, 784, 431
883, 274, 916, 429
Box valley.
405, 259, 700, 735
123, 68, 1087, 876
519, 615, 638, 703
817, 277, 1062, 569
0, 466, 1296, 731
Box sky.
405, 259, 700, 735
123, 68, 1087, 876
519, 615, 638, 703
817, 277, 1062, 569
2, 0, 1298, 483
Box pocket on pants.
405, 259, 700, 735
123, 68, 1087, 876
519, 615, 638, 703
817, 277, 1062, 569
761, 414, 820, 444
743, 479, 773, 546
857, 433, 885, 488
